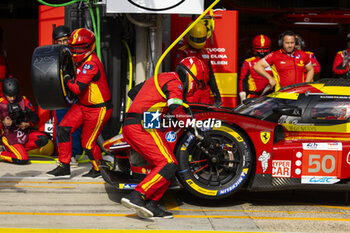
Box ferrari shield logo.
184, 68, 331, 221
260, 131, 270, 144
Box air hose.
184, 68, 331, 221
115, 40, 134, 135
153, 0, 221, 105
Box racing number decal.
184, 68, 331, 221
301, 143, 342, 184
306, 154, 336, 175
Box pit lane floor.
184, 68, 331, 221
1, 160, 350, 233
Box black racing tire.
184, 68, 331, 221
31, 44, 76, 110
176, 123, 253, 199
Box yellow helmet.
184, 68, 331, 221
186, 22, 208, 49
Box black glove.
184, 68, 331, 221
63, 74, 72, 84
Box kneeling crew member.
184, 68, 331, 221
0, 77, 53, 164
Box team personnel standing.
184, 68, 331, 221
173, 21, 221, 106
295, 34, 321, 76
52, 25, 82, 167
239, 34, 273, 103
254, 31, 314, 91
332, 33, 350, 79
47, 28, 112, 178
121, 57, 208, 219
0, 78, 53, 164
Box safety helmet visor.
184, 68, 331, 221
254, 47, 270, 53
69, 43, 90, 54
189, 35, 207, 44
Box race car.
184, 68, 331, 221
102, 79, 350, 199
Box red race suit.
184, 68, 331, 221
239, 56, 273, 98
263, 49, 311, 90
123, 72, 191, 201
173, 44, 220, 105
306, 51, 321, 76
332, 49, 350, 78
0, 96, 49, 164
58, 52, 112, 170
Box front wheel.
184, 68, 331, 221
175, 123, 253, 199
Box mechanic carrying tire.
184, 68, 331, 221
31, 29, 113, 178
44, 28, 113, 178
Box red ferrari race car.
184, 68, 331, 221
102, 79, 350, 200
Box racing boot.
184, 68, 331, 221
82, 168, 101, 178
46, 162, 71, 179
121, 191, 153, 218
137, 200, 173, 219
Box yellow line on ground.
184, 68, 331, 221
1, 212, 350, 222
0, 181, 106, 185
0, 185, 75, 189
0, 229, 269, 233
316, 205, 350, 211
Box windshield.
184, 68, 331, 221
234, 97, 297, 119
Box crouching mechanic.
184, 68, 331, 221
121, 56, 208, 219
0, 77, 53, 164
47, 28, 112, 178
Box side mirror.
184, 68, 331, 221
273, 105, 301, 117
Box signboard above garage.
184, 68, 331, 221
106, 0, 204, 14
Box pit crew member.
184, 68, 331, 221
47, 28, 113, 178
121, 56, 208, 219
173, 21, 221, 106
239, 34, 273, 103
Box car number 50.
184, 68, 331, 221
308, 154, 335, 174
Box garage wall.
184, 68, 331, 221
0, 19, 38, 107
